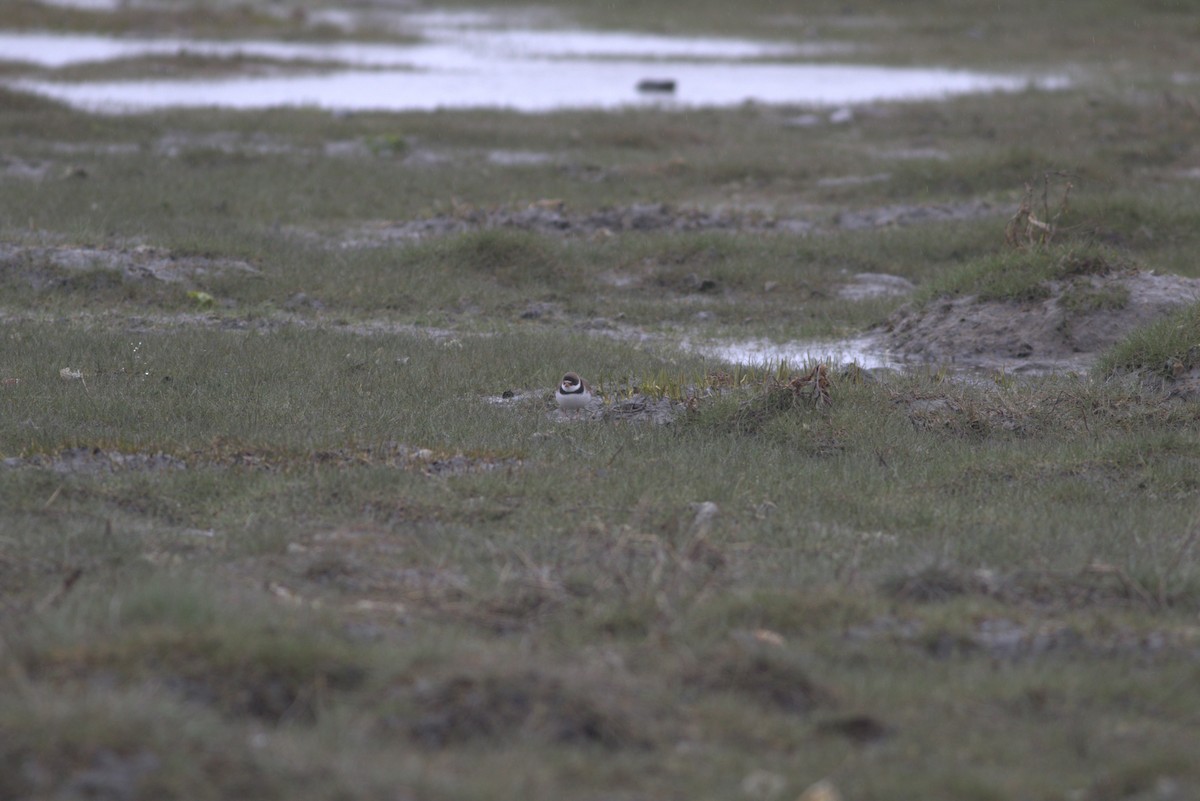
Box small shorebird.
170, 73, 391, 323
555, 372, 594, 412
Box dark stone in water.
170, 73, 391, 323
636, 79, 676, 94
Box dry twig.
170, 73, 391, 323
788, 364, 833, 408
1005, 171, 1074, 249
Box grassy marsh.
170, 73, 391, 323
3, 1, 1200, 799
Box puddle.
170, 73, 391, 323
836, 272, 917, 301
688, 335, 902, 370
0, 21, 1067, 113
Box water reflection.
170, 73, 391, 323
0, 20, 1066, 113
689, 336, 902, 370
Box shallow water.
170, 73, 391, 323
688, 335, 903, 370
0, 18, 1066, 113
14, 63, 1058, 114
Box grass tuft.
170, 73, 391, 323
1096, 300, 1200, 378
915, 243, 1138, 305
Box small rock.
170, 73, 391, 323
829, 107, 854, 124
636, 78, 677, 94
797, 779, 842, 801
689, 501, 720, 536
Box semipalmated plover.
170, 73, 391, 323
556, 372, 594, 412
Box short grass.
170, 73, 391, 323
3, 1, 1200, 799
5, 323, 1200, 800
1097, 300, 1200, 378
912, 242, 1138, 305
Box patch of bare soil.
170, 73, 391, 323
869, 563, 1200, 660
1, 447, 187, 474
0, 243, 258, 286
405, 670, 652, 750
0, 154, 53, 180
834, 198, 997, 230
340, 199, 1001, 246
882, 270, 1200, 372
854, 613, 1200, 661
347, 202, 801, 244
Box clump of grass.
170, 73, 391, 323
881, 562, 981, 603
437, 229, 561, 287
685, 364, 833, 436
0, 687, 277, 801
14, 578, 368, 723
1059, 281, 1130, 312
592, 363, 795, 403
915, 243, 1136, 305
681, 642, 830, 714
402, 670, 653, 750
365, 132, 409, 156
1096, 300, 1200, 378
0, 85, 66, 113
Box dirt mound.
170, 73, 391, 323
0, 243, 258, 286
881, 270, 1200, 373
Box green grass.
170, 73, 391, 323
4, 325, 1200, 797
4, 1, 1200, 798
914, 243, 1138, 304
1097, 300, 1200, 378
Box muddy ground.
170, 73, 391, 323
343, 198, 999, 245
881, 269, 1200, 375
5, 202, 1197, 386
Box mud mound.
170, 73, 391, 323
0, 244, 258, 286
882, 271, 1200, 372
